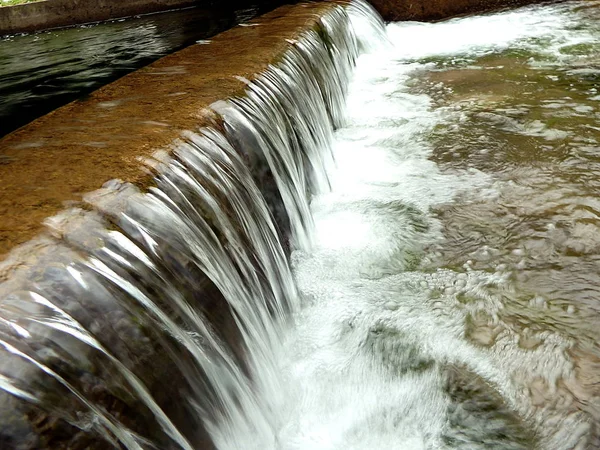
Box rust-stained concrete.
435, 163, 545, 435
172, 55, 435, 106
0, 1, 335, 260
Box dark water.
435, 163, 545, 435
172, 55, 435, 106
0, 3, 274, 137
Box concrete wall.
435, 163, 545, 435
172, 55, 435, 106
367, 0, 555, 21
0, 0, 201, 35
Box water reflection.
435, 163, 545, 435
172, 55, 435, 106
0, 4, 265, 137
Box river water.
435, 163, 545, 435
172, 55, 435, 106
228, 2, 600, 449
1, 1, 599, 449
0, 4, 270, 137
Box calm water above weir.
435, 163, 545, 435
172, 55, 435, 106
1, 1, 599, 449
0, 4, 265, 137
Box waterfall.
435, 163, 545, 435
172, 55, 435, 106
0, 2, 385, 449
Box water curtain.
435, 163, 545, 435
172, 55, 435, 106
0, 2, 384, 449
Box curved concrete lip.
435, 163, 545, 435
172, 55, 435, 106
0, 1, 339, 263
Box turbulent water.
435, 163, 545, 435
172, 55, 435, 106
1, 1, 599, 449
236, 2, 600, 449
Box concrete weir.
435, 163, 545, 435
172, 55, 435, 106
0, 2, 350, 448
0, 0, 559, 448
0, 2, 335, 260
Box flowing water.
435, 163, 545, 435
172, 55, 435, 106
277, 2, 600, 448
1, 0, 600, 449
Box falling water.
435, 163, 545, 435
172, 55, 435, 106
0, 2, 384, 448
2, 0, 600, 449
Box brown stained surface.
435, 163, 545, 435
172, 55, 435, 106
0, 2, 336, 259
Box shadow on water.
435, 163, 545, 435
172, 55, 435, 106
0, 2, 278, 137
